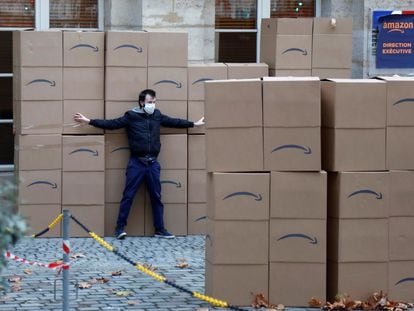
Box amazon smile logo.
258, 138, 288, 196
194, 216, 207, 222
192, 78, 214, 85
282, 48, 308, 55
69, 148, 99, 156
222, 191, 262, 201
271, 144, 312, 154
27, 180, 58, 189
348, 189, 383, 200
70, 43, 99, 52
110, 147, 130, 153
277, 233, 318, 244
160, 180, 182, 188
25, 79, 56, 87
393, 98, 414, 106
153, 80, 182, 88
113, 44, 143, 52
395, 277, 414, 285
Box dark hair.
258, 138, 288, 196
138, 89, 156, 105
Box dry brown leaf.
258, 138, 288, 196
143, 263, 158, 271
127, 300, 139, 305
176, 259, 189, 269
23, 269, 32, 275
95, 277, 109, 284
115, 291, 131, 297
11, 284, 21, 292
309, 297, 322, 307
111, 270, 122, 276
8, 276, 22, 283
77, 282, 92, 289
251, 293, 276, 309
70, 253, 86, 259
276, 304, 285, 310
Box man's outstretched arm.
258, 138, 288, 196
74, 112, 128, 130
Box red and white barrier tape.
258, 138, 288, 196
63, 240, 70, 255
4, 251, 70, 270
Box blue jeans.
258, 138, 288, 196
116, 157, 164, 231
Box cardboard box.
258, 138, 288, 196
206, 219, 268, 264
313, 17, 353, 35
62, 135, 105, 172
62, 171, 105, 205
105, 169, 127, 203
14, 100, 62, 134
390, 170, 414, 216
270, 69, 311, 76
262, 77, 320, 127
328, 172, 389, 219
147, 67, 188, 101
19, 204, 61, 237
269, 262, 326, 306
188, 63, 228, 100
389, 217, 414, 261
261, 18, 313, 36
15, 134, 62, 170
104, 101, 135, 133
105, 67, 147, 101
327, 218, 388, 262
205, 79, 262, 129
321, 79, 386, 128
105, 134, 130, 169
269, 219, 326, 263
148, 31, 188, 67
105, 31, 148, 67
388, 261, 414, 302
63, 205, 104, 237
311, 68, 351, 79
188, 203, 207, 235
157, 100, 188, 134
105, 202, 145, 237
226, 63, 269, 79
63, 31, 104, 67
188, 170, 206, 203
145, 203, 187, 236
63, 100, 104, 134
14, 67, 63, 101
327, 262, 388, 301
387, 126, 414, 170
18, 170, 61, 204
271, 171, 327, 219
63, 67, 104, 100
207, 127, 263, 172
322, 128, 386, 171
158, 134, 188, 169
13, 30, 62, 67
264, 127, 321, 171
188, 101, 205, 134
205, 262, 268, 307
188, 134, 206, 170
207, 172, 269, 220
158, 169, 187, 204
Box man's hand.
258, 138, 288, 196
74, 113, 90, 125
194, 117, 205, 127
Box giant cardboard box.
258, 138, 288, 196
390, 170, 414, 216
19, 204, 61, 237
157, 100, 187, 134
105, 202, 145, 237
388, 261, 414, 301
269, 262, 326, 306
206, 219, 268, 264
159, 169, 187, 204
62, 171, 104, 205
271, 171, 327, 219
63, 31, 104, 67
147, 67, 188, 101
188, 101, 205, 134
18, 170, 61, 204
264, 127, 321, 171
63, 67, 104, 100
188, 134, 206, 170
269, 219, 326, 263
105, 134, 130, 169
158, 134, 188, 169
63, 100, 104, 134
188, 63, 227, 100
226, 63, 269, 79
188, 170, 207, 203
262, 77, 320, 127
62, 135, 105, 171
188, 203, 207, 235
322, 128, 386, 171
311, 68, 351, 79
104, 101, 135, 134
387, 126, 414, 170
389, 217, 414, 261
105, 67, 147, 101
63, 205, 104, 237
105, 31, 148, 67
271, 69, 311, 76
328, 172, 389, 219
147, 31, 188, 67
105, 169, 127, 203
207, 172, 269, 220
145, 203, 187, 236
207, 127, 263, 172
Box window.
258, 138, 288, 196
50, 0, 98, 28
0, 0, 35, 28
270, 0, 315, 18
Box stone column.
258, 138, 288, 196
104, 0, 143, 30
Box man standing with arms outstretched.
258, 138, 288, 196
74, 89, 205, 239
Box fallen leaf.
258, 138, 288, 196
127, 300, 139, 305
115, 291, 131, 297
8, 276, 22, 283
77, 282, 92, 289
142, 263, 158, 271
176, 259, 189, 269
252, 293, 275, 309
70, 253, 86, 259
196, 309, 209, 311
111, 270, 122, 276
23, 269, 32, 275
276, 304, 285, 310
11, 285, 21, 292
309, 297, 322, 307
95, 277, 109, 284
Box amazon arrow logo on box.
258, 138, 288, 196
347, 189, 383, 200
26, 180, 58, 189
222, 191, 263, 201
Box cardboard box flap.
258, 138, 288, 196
313, 17, 353, 34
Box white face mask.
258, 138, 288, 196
143, 103, 155, 114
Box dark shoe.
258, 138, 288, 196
154, 229, 175, 239
115, 229, 127, 240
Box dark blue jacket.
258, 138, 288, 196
89, 109, 194, 157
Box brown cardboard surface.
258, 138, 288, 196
62, 135, 105, 171
321, 79, 386, 128
389, 217, 414, 261
312, 34, 353, 68
19, 205, 61, 237
269, 262, 326, 306
158, 169, 187, 204
205, 262, 268, 307
205, 79, 262, 129
207, 172, 269, 220
105, 31, 148, 67
275, 35, 313, 69
261, 18, 314, 35
13, 30, 62, 67
388, 261, 414, 301
145, 203, 187, 236
105, 67, 147, 101
15, 134, 62, 170
104, 101, 135, 133
262, 77, 320, 127
63, 100, 104, 134
327, 262, 388, 301
270, 171, 327, 219
62, 171, 104, 205
188, 63, 227, 100
188, 134, 206, 170
105, 169, 127, 203
105, 133, 130, 169
322, 128, 386, 172
387, 126, 414, 170
63, 67, 104, 100
18, 170, 61, 205
271, 69, 311, 76
148, 67, 188, 101
226, 63, 269, 79
147, 31, 188, 67
263, 127, 321, 171
206, 219, 268, 264
188, 203, 207, 235
390, 170, 414, 216
63, 205, 104, 237
105, 202, 145, 237
327, 218, 388, 262
328, 172, 389, 219
188, 170, 207, 203
269, 219, 326, 263
188, 101, 205, 134
157, 100, 188, 134
311, 68, 351, 79
63, 31, 104, 67
206, 127, 263, 172
158, 134, 188, 169
313, 17, 353, 34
